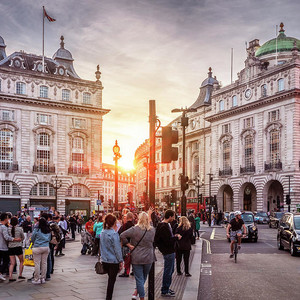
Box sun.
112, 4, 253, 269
119, 159, 135, 171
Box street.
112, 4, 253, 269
198, 224, 300, 300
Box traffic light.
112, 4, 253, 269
171, 189, 177, 205
286, 194, 291, 205
100, 195, 104, 202
127, 192, 133, 205
161, 126, 178, 163
180, 175, 189, 191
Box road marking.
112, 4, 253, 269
210, 228, 216, 240
201, 238, 211, 254
263, 241, 276, 248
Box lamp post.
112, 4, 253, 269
285, 175, 293, 212
113, 140, 121, 212
208, 173, 213, 226
143, 156, 149, 210
52, 175, 62, 210
172, 107, 197, 216
194, 175, 203, 213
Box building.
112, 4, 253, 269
101, 163, 136, 211
0, 34, 109, 216
135, 23, 300, 213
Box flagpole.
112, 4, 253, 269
42, 6, 45, 73
275, 25, 278, 66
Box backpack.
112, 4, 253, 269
50, 223, 61, 244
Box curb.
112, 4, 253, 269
182, 239, 203, 299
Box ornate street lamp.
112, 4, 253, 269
194, 175, 204, 213
113, 140, 121, 211
52, 175, 62, 210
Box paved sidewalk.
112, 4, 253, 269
0, 233, 202, 300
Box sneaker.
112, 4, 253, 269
0, 274, 6, 281
169, 289, 176, 295
45, 277, 51, 281
119, 273, 129, 278
59, 253, 65, 256
161, 292, 175, 297
177, 272, 183, 275
41, 279, 46, 284
230, 254, 234, 258
185, 273, 192, 277
238, 245, 241, 250
9, 278, 16, 282
131, 289, 138, 300
18, 276, 26, 280
32, 279, 41, 285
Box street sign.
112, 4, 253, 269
96, 200, 102, 205
99, 205, 104, 211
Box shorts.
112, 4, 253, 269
8, 246, 23, 256
230, 230, 242, 241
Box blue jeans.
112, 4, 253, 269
161, 253, 175, 294
132, 263, 152, 298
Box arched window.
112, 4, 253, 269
244, 135, 254, 168
36, 133, 51, 172
278, 79, 284, 92
30, 182, 55, 196
219, 100, 224, 111
232, 95, 237, 107
270, 130, 280, 163
261, 84, 267, 97
0, 129, 14, 170
62, 89, 70, 101
0, 181, 20, 195
66, 184, 90, 197
83, 92, 91, 104
223, 140, 231, 171
40, 85, 49, 98
16, 82, 26, 95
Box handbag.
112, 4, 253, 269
24, 243, 35, 267
95, 259, 107, 275
124, 229, 147, 262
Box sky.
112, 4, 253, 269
1, 0, 300, 169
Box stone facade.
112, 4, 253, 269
0, 35, 109, 216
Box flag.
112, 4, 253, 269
43, 7, 56, 22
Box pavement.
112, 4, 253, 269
0, 232, 203, 300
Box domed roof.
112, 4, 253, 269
0, 36, 6, 47
52, 36, 73, 61
255, 23, 300, 57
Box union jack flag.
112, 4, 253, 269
43, 7, 56, 22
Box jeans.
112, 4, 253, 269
91, 238, 100, 256
102, 262, 119, 300
32, 247, 49, 281
46, 244, 55, 278
132, 263, 152, 298
161, 253, 175, 294
176, 250, 190, 274
78, 224, 82, 233
0, 250, 9, 275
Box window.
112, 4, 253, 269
222, 124, 231, 134
36, 133, 50, 172
40, 86, 49, 98
179, 157, 182, 168
62, 89, 70, 101
244, 135, 254, 168
72, 118, 86, 129
71, 137, 85, 174
268, 110, 280, 122
219, 100, 224, 111
83, 92, 91, 104
156, 178, 159, 188
172, 174, 175, 186
30, 183, 54, 196
270, 130, 280, 163
0, 181, 20, 195
16, 82, 26, 95
36, 114, 51, 125
166, 176, 170, 187
0, 129, 13, 170
38, 133, 50, 146
223, 140, 231, 170
1, 110, 14, 121
39, 183, 48, 196
232, 95, 238, 107
192, 142, 199, 151
161, 177, 164, 188
278, 79, 284, 92
261, 84, 267, 97
244, 117, 253, 129
193, 156, 199, 176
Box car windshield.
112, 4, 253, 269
294, 217, 300, 230
257, 212, 268, 217
241, 214, 254, 223
275, 212, 284, 219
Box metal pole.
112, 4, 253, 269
181, 111, 187, 216
288, 176, 291, 213
196, 177, 200, 213
98, 190, 100, 212
114, 157, 118, 211
208, 173, 213, 226
42, 6, 45, 73
148, 100, 156, 300
145, 156, 149, 210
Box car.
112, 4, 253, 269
254, 211, 270, 224
228, 211, 258, 242
223, 211, 230, 224
269, 211, 284, 228
277, 212, 300, 256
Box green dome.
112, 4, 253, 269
255, 25, 300, 57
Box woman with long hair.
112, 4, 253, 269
195, 213, 201, 239
120, 211, 156, 300
31, 217, 51, 284
100, 214, 123, 300
7, 216, 25, 281
92, 214, 103, 256
175, 216, 193, 277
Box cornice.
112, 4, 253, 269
0, 93, 110, 115
206, 89, 300, 123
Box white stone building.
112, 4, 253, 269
0, 35, 109, 216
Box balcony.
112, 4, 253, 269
265, 161, 282, 171
33, 164, 55, 173
68, 166, 89, 176
219, 168, 232, 176
240, 165, 255, 174
0, 162, 19, 172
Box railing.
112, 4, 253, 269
68, 166, 89, 175
0, 162, 18, 172
265, 161, 282, 171
33, 164, 55, 173
240, 165, 255, 174
219, 168, 232, 176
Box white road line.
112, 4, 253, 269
210, 228, 216, 240
263, 241, 276, 248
